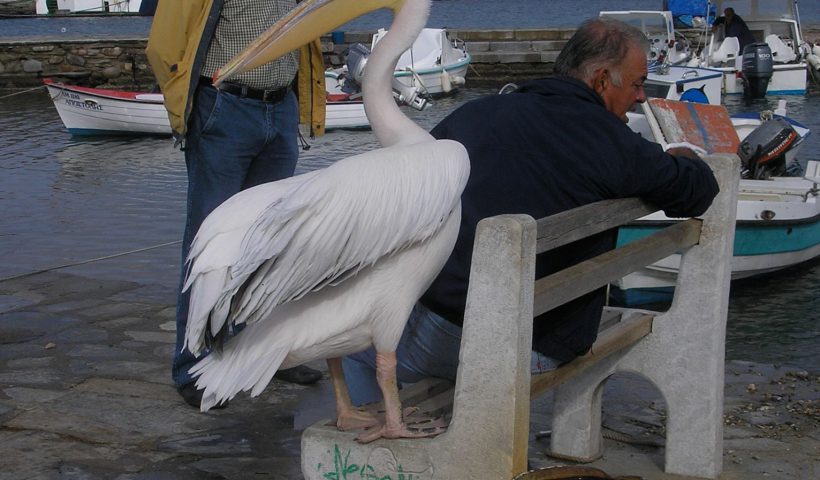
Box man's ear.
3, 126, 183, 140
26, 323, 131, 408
592, 69, 608, 95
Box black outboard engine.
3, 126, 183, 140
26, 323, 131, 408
345, 43, 371, 85
737, 117, 799, 179
741, 42, 773, 99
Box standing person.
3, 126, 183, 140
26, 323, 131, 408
712, 7, 756, 53
342, 17, 721, 405
146, 0, 327, 409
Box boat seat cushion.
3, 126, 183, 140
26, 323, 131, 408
765, 34, 797, 63
710, 36, 740, 64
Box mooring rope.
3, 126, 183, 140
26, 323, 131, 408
0, 240, 181, 283
0, 85, 46, 100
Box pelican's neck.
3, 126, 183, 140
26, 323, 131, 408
363, 0, 432, 147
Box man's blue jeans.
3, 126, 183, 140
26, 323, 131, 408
172, 84, 299, 388
342, 304, 561, 405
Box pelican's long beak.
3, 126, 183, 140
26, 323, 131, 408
214, 0, 404, 86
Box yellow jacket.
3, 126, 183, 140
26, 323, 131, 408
145, 0, 326, 140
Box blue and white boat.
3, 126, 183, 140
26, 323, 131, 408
618, 95, 816, 305
613, 164, 819, 305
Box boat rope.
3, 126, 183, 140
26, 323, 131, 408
49, 88, 64, 101
0, 240, 182, 283
0, 85, 46, 100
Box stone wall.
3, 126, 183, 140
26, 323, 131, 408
0, 37, 157, 91
0, 29, 574, 92
0, 0, 34, 15
1, 25, 818, 92
323, 28, 575, 88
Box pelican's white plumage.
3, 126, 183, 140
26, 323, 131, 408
183, 0, 469, 441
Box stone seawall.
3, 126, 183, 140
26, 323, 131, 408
0, 37, 157, 91
1, 26, 819, 92
0, 29, 576, 92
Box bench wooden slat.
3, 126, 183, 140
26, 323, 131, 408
530, 311, 654, 398
536, 198, 657, 254
533, 218, 702, 317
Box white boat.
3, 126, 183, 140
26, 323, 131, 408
697, 0, 811, 95
324, 93, 370, 130
643, 64, 725, 105
627, 99, 810, 168
599, 10, 695, 67
597, 11, 725, 105
613, 165, 820, 304
43, 79, 368, 136
35, 0, 143, 14
495, 79, 815, 304
374, 27, 471, 97
616, 101, 816, 305
326, 27, 471, 109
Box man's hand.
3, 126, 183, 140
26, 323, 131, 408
665, 142, 707, 159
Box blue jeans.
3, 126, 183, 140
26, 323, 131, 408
342, 304, 561, 405
172, 84, 299, 388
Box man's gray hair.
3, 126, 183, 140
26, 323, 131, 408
554, 17, 649, 87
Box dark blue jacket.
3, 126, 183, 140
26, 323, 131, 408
423, 76, 719, 363
714, 13, 756, 52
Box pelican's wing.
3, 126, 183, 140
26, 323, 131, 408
233, 139, 469, 321
184, 139, 469, 354
183, 171, 321, 354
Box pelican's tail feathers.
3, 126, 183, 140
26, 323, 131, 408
184, 268, 233, 356
191, 327, 290, 412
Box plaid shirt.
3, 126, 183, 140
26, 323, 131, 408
202, 0, 299, 90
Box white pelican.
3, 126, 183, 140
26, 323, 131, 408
183, 0, 470, 443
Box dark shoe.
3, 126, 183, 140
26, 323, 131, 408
273, 365, 323, 385
176, 382, 228, 410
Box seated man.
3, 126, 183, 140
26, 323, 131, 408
712, 7, 756, 53
343, 17, 720, 405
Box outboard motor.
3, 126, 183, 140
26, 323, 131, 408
737, 117, 799, 179
345, 43, 371, 85
741, 42, 773, 99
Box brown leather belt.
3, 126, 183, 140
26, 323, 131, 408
199, 76, 290, 103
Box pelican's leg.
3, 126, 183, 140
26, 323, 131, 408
327, 358, 379, 430
355, 351, 446, 443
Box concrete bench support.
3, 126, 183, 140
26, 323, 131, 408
301, 215, 536, 479
548, 154, 739, 479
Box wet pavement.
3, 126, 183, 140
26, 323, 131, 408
0, 270, 818, 479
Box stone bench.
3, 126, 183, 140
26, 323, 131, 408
301, 153, 740, 480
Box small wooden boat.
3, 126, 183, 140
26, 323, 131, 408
324, 93, 370, 130
44, 79, 369, 136
44, 79, 171, 136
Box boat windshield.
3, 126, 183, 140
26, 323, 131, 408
599, 11, 673, 40
716, 0, 797, 21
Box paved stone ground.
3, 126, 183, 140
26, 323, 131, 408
1, 270, 818, 479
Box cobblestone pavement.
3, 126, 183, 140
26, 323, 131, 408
1, 271, 817, 479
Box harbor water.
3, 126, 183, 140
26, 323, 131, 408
0, 1, 818, 371
2, 83, 818, 369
